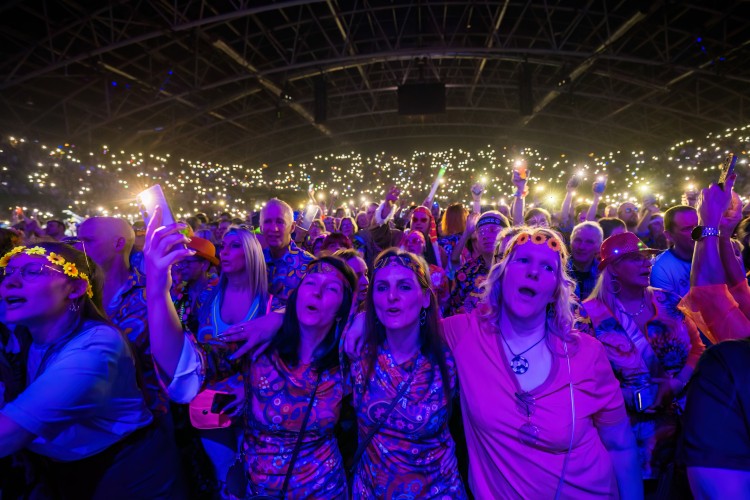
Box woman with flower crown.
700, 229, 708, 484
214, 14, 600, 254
582, 232, 704, 490
0, 242, 183, 499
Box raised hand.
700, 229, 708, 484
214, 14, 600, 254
697, 174, 736, 227
143, 206, 194, 293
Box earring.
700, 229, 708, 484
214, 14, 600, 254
69, 300, 81, 313
609, 277, 622, 295
419, 308, 427, 326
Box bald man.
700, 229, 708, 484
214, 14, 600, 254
76, 217, 171, 421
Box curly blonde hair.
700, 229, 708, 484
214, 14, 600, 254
479, 226, 579, 352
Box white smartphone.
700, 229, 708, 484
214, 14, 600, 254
136, 184, 176, 228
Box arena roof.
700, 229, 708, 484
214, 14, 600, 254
1, 0, 749, 170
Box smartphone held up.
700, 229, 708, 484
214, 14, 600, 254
718, 153, 737, 188
136, 184, 192, 237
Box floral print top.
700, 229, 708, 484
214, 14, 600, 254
581, 287, 704, 478
447, 256, 489, 317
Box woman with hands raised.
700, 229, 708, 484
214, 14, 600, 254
145, 207, 356, 499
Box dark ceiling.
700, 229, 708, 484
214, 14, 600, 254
1, 0, 749, 171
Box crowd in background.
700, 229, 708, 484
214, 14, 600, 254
1, 163, 750, 500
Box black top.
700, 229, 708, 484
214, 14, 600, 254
682, 339, 750, 471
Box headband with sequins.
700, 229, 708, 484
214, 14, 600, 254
503, 231, 563, 258
306, 260, 351, 290
0, 245, 94, 298
373, 254, 428, 281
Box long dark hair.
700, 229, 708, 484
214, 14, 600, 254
363, 248, 452, 401
270, 256, 356, 372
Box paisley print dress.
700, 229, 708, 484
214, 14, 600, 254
349, 343, 467, 499
244, 354, 347, 499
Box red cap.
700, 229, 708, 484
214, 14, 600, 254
598, 232, 659, 272
187, 237, 219, 266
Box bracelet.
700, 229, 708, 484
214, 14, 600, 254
513, 192, 525, 198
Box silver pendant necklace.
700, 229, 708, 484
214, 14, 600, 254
500, 332, 546, 375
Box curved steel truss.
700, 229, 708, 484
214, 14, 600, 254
1, 0, 749, 169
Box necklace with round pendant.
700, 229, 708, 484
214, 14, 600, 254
500, 332, 546, 375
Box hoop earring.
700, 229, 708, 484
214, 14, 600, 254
69, 300, 81, 313
419, 308, 427, 326
609, 277, 622, 295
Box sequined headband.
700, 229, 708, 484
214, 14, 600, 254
504, 232, 563, 258
373, 254, 427, 280
306, 261, 351, 290
0, 246, 94, 298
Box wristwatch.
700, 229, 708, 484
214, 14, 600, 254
691, 226, 719, 241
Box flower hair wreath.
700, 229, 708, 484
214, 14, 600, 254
504, 231, 563, 259
0, 245, 94, 298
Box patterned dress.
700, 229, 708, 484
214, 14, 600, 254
244, 354, 347, 499
447, 256, 489, 317
349, 343, 467, 499
581, 288, 704, 478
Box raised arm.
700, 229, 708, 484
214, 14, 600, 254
511, 170, 527, 226
144, 207, 195, 379
451, 212, 477, 269
586, 177, 606, 221
559, 176, 577, 228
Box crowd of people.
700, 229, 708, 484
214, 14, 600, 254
1, 167, 749, 500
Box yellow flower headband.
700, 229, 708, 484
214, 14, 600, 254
0, 246, 94, 298
504, 231, 563, 258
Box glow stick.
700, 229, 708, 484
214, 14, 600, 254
427, 165, 447, 200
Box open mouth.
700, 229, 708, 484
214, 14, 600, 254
518, 287, 537, 298
5, 296, 26, 308
306, 304, 319, 313
386, 307, 400, 314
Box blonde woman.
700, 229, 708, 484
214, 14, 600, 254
342, 227, 641, 498
582, 232, 704, 487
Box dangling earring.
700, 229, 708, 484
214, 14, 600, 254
419, 308, 427, 326
610, 277, 622, 295
69, 300, 81, 313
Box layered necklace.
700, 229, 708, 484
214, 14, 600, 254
499, 332, 546, 375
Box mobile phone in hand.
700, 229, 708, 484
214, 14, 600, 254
137, 184, 176, 228
718, 153, 737, 187
210, 392, 237, 414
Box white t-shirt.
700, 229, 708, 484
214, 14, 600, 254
1, 323, 152, 461
650, 249, 691, 298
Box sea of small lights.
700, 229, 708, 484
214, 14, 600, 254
1, 124, 749, 226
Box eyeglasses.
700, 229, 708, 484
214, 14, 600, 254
622, 207, 638, 213
477, 225, 501, 237
2, 263, 64, 281
515, 391, 540, 446
61, 237, 93, 276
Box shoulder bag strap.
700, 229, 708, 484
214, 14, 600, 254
348, 360, 418, 477
279, 370, 322, 497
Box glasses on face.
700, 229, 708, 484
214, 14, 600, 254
2, 263, 64, 281
515, 391, 540, 446
477, 225, 500, 237
61, 237, 93, 276
622, 207, 638, 214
